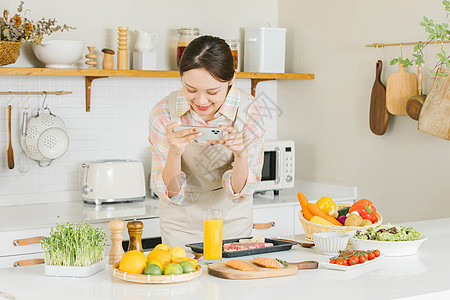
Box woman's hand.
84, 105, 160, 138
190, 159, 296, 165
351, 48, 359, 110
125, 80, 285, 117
166, 122, 201, 156
216, 125, 247, 158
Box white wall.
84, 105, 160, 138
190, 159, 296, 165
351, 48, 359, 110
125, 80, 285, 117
278, 0, 450, 223
0, 0, 279, 205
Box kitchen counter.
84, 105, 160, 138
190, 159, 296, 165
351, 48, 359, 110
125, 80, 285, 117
0, 179, 357, 231
0, 218, 448, 300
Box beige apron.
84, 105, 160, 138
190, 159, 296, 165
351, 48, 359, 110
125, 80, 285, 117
159, 89, 253, 247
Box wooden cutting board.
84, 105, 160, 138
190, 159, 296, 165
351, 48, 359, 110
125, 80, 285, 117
369, 60, 389, 135
418, 73, 450, 140
207, 260, 318, 280
386, 63, 417, 115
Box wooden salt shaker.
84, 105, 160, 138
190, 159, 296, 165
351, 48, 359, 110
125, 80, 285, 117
117, 26, 128, 70
108, 220, 125, 265
102, 48, 115, 70
127, 220, 144, 252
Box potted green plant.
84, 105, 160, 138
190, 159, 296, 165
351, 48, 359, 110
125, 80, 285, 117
0, 1, 74, 66
390, 0, 449, 80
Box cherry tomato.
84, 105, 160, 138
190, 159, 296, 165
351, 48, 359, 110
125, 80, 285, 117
368, 252, 375, 260
336, 259, 344, 265
358, 254, 367, 263
330, 259, 337, 264
374, 250, 381, 257
342, 259, 348, 266
347, 256, 358, 266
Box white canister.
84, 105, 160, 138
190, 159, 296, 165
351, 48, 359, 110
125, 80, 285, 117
244, 27, 286, 73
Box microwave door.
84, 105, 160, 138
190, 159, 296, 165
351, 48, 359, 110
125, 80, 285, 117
258, 147, 282, 192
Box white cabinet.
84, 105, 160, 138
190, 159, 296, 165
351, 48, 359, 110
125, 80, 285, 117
253, 206, 295, 238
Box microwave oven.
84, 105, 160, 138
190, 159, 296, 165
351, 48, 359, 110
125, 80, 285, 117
254, 140, 295, 194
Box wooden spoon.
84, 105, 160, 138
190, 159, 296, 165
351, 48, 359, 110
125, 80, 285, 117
272, 238, 315, 248
7, 105, 14, 170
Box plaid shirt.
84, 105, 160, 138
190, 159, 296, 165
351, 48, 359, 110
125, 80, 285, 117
149, 85, 265, 205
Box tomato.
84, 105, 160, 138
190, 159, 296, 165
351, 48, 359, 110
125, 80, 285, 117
347, 256, 358, 266
374, 250, 381, 257
368, 252, 375, 260
336, 259, 345, 265
358, 255, 366, 263
330, 259, 337, 264
342, 259, 348, 266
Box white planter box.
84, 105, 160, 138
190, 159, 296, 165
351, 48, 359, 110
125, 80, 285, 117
44, 259, 107, 277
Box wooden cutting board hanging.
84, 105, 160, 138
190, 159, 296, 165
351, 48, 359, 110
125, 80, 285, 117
418, 72, 450, 140
386, 63, 417, 115
369, 60, 389, 135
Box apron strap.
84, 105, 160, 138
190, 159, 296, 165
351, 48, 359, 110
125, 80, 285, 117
233, 89, 251, 132
167, 90, 181, 123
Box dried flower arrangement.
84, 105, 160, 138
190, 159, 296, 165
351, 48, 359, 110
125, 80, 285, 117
1, 1, 75, 45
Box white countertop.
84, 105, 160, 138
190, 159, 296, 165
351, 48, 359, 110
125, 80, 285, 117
0, 179, 357, 231
0, 218, 448, 300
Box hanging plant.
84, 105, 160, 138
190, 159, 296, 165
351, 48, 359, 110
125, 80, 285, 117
390, 0, 450, 79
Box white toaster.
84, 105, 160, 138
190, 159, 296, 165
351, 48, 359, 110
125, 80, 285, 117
81, 159, 146, 205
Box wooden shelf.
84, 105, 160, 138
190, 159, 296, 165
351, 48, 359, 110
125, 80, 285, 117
0, 68, 315, 111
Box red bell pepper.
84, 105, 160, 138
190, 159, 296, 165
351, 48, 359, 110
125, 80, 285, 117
349, 199, 377, 223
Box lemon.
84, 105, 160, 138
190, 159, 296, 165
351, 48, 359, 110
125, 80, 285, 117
169, 246, 186, 258
146, 259, 163, 270
154, 244, 170, 252
179, 261, 196, 273
171, 257, 197, 268
147, 249, 172, 267
143, 264, 162, 275
163, 263, 184, 275
119, 250, 147, 274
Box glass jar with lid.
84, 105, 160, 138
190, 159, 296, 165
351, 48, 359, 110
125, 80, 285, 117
177, 27, 201, 67
226, 39, 239, 71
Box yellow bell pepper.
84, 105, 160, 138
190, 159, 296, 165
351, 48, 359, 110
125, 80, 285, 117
315, 197, 337, 215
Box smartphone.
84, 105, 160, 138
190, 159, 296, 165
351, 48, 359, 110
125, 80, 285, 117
173, 125, 223, 141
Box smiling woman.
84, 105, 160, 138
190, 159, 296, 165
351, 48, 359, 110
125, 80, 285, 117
148, 35, 266, 247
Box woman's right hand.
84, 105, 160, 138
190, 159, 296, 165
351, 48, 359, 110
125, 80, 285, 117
166, 122, 201, 156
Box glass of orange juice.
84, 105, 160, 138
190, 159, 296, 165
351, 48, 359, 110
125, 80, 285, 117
203, 208, 223, 262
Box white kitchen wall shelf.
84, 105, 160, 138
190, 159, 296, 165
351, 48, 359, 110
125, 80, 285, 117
0, 68, 314, 112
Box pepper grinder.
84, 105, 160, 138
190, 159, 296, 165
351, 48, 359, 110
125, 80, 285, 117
117, 26, 128, 70
108, 220, 125, 265
127, 220, 143, 252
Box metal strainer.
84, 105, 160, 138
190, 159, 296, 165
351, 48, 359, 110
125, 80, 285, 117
23, 107, 68, 167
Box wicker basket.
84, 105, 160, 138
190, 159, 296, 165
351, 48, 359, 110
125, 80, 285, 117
299, 204, 383, 241
0, 41, 22, 66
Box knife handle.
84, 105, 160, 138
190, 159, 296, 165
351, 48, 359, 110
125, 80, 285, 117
287, 261, 318, 270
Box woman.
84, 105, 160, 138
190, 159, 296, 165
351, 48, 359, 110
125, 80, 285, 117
149, 35, 265, 247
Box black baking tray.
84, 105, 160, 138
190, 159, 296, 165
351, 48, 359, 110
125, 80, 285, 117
185, 237, 295, 258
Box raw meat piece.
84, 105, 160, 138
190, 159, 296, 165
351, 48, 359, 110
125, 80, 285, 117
223, 242, 273, 252
252, 257, 284, 269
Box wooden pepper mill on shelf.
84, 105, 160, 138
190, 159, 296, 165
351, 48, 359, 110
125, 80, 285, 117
108, 220, 125, 265
127, 220, 144, 252
85, 46, 97, 69
102, 48, 115, 70
117, 26, 129, 70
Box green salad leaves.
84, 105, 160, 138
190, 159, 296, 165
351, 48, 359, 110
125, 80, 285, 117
355, 225, 422, 242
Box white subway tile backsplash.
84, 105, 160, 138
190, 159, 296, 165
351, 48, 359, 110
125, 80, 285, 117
0, 74, 277, 205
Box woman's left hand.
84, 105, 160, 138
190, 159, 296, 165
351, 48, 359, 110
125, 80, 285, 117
214, 125, 247, 158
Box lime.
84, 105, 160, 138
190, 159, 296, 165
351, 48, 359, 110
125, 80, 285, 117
163, 263, 184, 275
146, 259, 163, 270
143, 264, 162, 275
179, 261, 195, 273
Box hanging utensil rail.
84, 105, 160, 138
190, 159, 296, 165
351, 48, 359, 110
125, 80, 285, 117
366, 40, 450, 47
0, 91, 72, 96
